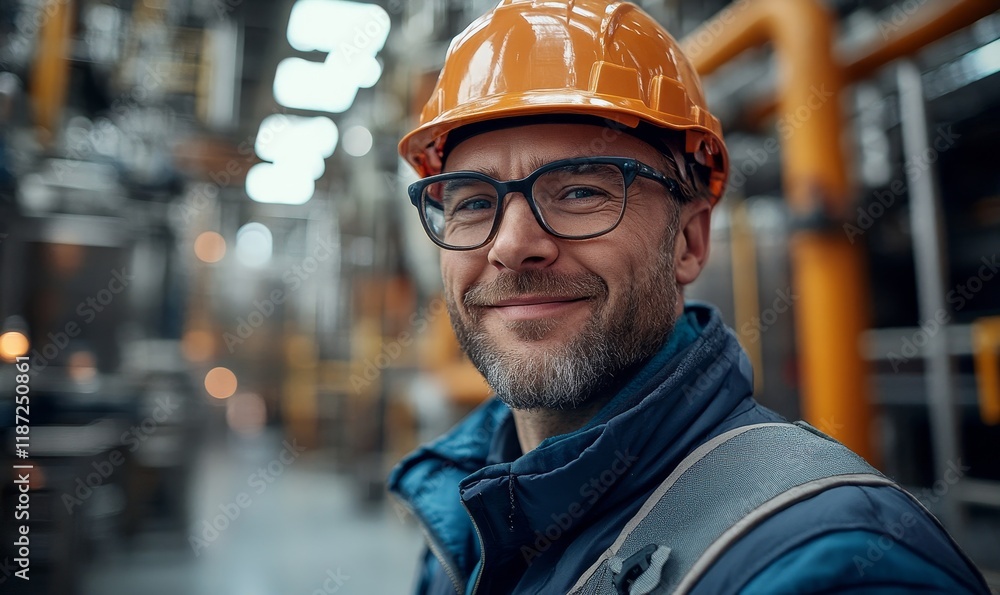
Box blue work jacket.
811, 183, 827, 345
388, 304, 989, 594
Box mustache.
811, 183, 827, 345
463, 270, 608, 307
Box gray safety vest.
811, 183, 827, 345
567, 422, 910, 595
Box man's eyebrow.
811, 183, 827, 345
459, 155, 586, 180
442, 177, 489, 192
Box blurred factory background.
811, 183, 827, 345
0, 0, 997, 593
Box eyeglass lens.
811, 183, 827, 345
420, 162, 626, 248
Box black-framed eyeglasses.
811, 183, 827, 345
408, 156, 681, 251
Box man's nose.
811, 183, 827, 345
486, 194, 559, 272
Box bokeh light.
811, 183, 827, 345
204, 366, 238, 399
225, 392, 268, 437
193, 231, 227, 263
67, 350, 98, 383
342, 125, 373, 157
0, 331, 30, 362
235, 222, 274, 268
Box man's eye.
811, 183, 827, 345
561, 186, 607, 200
454, 197, 494, 212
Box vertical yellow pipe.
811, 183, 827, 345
730, 202, 764, 396
684, 0, 877, 462
791, 234, 873, 457
972, 317, 1000, 426
29, 0, 75, 144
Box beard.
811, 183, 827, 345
446, 219, 681, 411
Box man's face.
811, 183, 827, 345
440, 123, 686, 411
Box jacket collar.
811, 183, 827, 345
388, 303, 755, 588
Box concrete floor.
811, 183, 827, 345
62, 430, 1000, 595
80, 432, 424, 595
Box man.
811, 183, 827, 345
388, 1, 990, 593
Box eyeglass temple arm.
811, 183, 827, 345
636, 162, 682, 199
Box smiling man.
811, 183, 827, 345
441, 124, 694, 444
388, 1, 989, 594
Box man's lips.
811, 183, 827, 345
489, 296, 588, 307
477, 295, 591, 320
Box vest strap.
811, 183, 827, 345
568, 422, 895, 594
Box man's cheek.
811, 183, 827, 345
440, 254, 466, 289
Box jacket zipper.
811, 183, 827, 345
462, 498, 486, 595
392, 495, 466, 595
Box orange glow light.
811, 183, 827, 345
205, 366, 238, 399
194, 231, 227, 263
0, 332, 30, 362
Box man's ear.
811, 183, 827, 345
674, 199, 712, 286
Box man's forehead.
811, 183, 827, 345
442, 123, 660, 174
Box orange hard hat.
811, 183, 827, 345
399, 0, 729, 202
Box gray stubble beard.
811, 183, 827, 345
446, 220, 680, 411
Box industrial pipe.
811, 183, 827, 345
726, 0, 998, 131
682, 0, 877, 463
844, 0, 999, 83
29, 0, 75, 144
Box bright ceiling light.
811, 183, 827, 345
254, 115, 338, 178
275, 0, 390, 112
286, 0, 389, 54
273, 55, 382, 113
246, 163, 316, 205
247, 115, 338, 205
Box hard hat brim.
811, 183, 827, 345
399, 91, 728, 203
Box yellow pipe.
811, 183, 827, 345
730, 202, 764, 396
683, 0, 877, 462
972, 317, 1000, 426
844, 0, 999, 83
739, 0, 998, 128
29, 0, 74, 144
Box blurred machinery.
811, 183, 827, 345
0, 0, 996, 592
